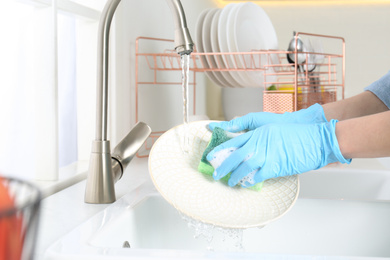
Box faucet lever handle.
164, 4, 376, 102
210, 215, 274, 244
111, 122, 152, 181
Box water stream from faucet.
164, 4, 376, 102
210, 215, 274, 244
180, 55, 245, 250
181, 54, 190, 153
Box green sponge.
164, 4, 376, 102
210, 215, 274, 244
198, 127, 263, 191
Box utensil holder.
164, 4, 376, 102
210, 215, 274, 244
263, 32, 344, 113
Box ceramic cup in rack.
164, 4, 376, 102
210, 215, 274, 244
222, 87, 263, 120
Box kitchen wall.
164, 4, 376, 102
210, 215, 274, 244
107, 1, 390, 149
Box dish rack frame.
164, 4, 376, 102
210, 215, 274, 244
135, 32, 345, 157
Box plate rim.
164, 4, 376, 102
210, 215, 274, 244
233, 2, 278, 88
195, 8, 225, 87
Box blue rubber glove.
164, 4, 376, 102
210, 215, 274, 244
206, 119, 351, 187
209, 103, 327, 132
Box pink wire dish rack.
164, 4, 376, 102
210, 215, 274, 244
135, 32, 345, 157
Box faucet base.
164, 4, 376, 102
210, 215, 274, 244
85, 140, 116, 204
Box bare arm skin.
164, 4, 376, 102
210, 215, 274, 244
322, 91, 390, 159
336, 110, 390, 159
322, 91, 388, 121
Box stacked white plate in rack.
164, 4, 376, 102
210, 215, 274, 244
195, 2, 278, 89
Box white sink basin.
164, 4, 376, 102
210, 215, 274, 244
44, 167, 390, 260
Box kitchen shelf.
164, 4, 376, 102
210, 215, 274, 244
135, 32, 345, 156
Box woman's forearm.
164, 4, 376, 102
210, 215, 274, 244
322, 91, 388, 121
336, 110, 390, 159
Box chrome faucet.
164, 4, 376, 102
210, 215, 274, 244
84, 0, 194, 204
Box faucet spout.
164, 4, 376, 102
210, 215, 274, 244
165, 0, 194, 55
85, 0, 193, 204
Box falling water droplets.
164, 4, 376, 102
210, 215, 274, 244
220, 228, 244, 251
181, 214, 245, 252
181, 214, 214, 244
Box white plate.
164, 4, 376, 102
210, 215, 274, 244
210, 9, 241, 88
226, 2, 254, 88
218, 4, 246, 88
195, 8, 224, 87
201, 8, 232, 88
234, 2, 278, 87
149, 121, 299, 229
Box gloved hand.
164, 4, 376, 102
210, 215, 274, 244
206, 119, 351, 187
209, 103, 327, 133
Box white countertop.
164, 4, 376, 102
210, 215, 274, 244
34, 157, 390, 259
33, 161, 89, 199
35, 157, 151, 259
